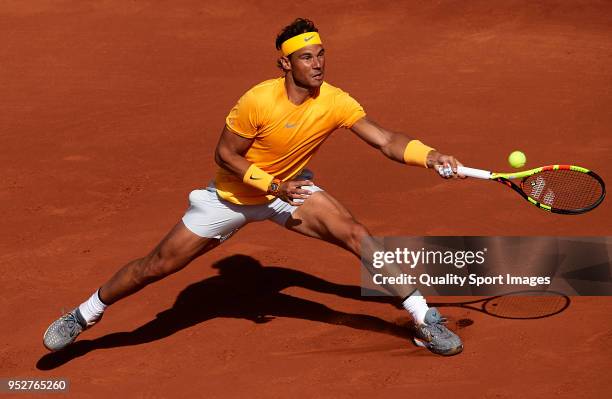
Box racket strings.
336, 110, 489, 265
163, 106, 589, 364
521, 170, 603, 211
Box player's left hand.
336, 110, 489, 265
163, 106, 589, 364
276, 179, 314, 205
426, 151, 466, 179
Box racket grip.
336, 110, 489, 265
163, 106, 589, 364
457, 166, 492, 179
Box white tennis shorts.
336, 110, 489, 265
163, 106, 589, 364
182, 181, 323, 240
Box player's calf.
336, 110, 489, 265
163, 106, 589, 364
343, 221, 370, 255
133, 253, 182, 286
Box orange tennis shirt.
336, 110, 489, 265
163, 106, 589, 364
215, 77, 366, 204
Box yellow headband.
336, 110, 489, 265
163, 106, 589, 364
281, 32, 323, 56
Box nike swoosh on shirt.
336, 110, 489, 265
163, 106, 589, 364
304, 35, 315, 42
285, 122, 297, 128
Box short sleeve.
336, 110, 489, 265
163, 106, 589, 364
225, 91, 261, 138
335, 92, 366, 129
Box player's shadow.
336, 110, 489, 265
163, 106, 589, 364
37, 254, 409, 370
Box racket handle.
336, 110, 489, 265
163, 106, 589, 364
457, 166, 492, 179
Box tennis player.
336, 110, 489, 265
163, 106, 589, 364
43, 18, 463, 356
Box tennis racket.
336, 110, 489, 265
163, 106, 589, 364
431, 290, 570, 320
443, 164, 605, 214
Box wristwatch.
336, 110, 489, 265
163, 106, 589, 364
268, 178, 282, 196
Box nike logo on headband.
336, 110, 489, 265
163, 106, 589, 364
304, 35, 315, 42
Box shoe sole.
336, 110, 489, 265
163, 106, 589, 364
413, 337, 464, 356
42, 322, 62, 352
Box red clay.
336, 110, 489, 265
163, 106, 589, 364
1, 1, 611, 398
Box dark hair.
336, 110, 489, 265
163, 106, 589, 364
275, 18, 318, 51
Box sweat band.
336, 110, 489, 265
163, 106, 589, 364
243, 164, 274, 192
403, 140, 436, 168
281, 32, 323, 56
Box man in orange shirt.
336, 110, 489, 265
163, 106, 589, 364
43, 18, 463, 356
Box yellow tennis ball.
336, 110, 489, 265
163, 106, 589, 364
508, 150, 526, 168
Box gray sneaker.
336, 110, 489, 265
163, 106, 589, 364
413, 308, 463, 356
43, 308, 88, 351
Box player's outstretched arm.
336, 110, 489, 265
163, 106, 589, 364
349, 117, 464, 178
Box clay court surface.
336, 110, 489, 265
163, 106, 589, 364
2, 1, 612, 397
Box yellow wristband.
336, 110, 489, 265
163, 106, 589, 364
403, 140, 435, 168
242, 164, 275, 192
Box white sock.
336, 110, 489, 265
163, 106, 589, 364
402, 290, 429, 325
78, 289, 107, 326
